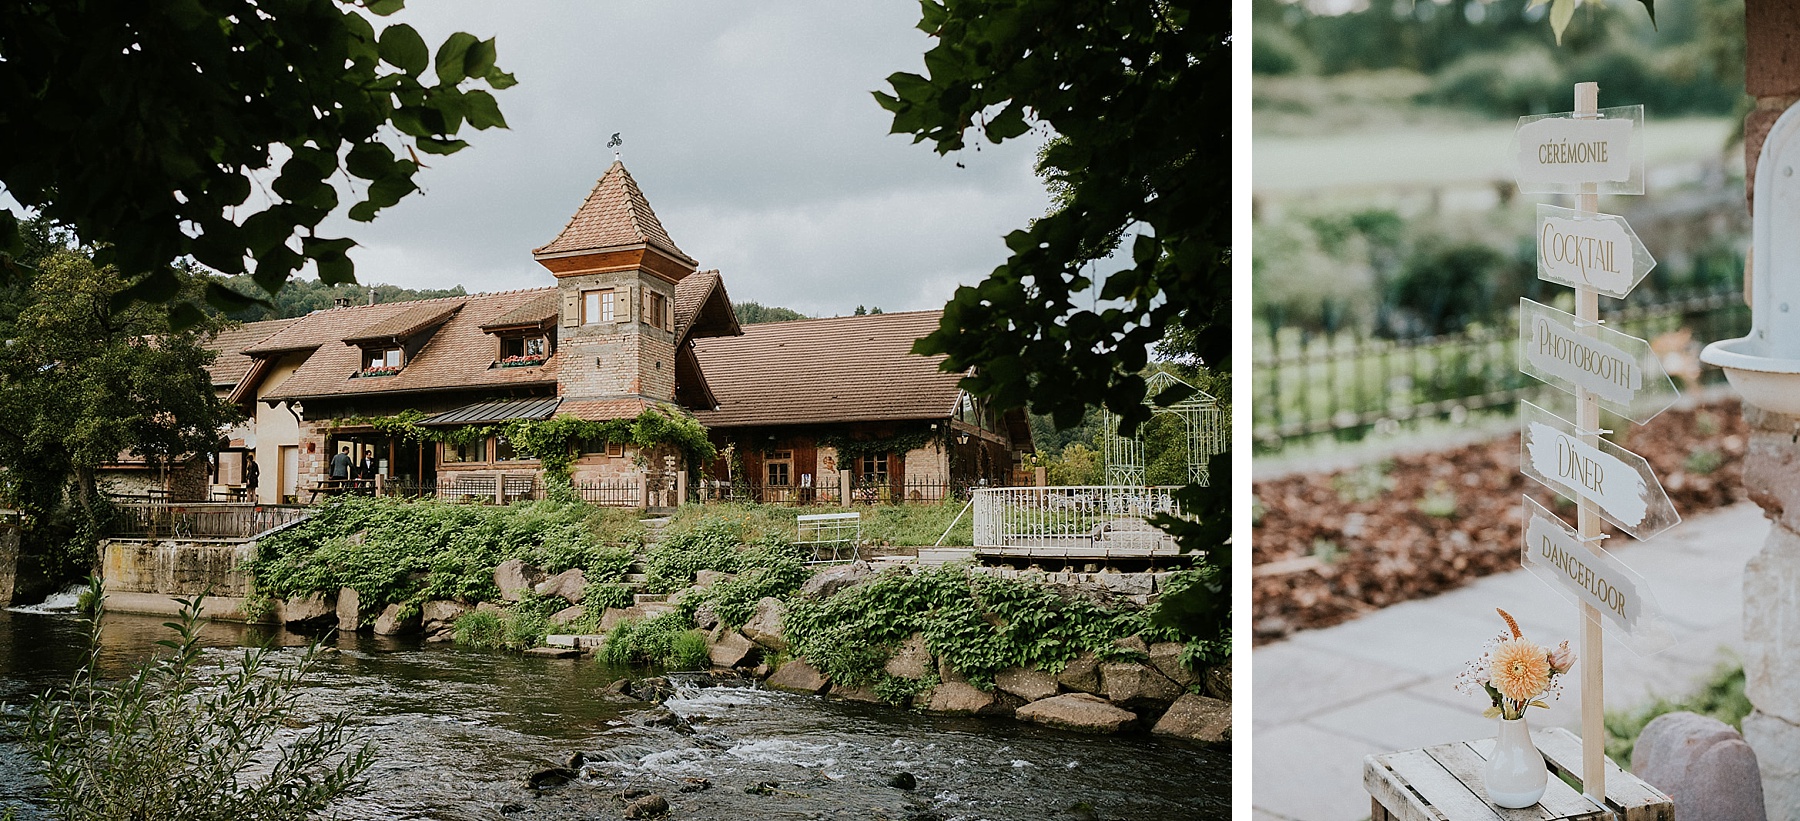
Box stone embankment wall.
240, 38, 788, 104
99, 539, 262, 621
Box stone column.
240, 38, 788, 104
1741, 7, 1800, 812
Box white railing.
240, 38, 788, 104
971, 486, 1184, 556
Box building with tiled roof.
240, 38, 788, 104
192, 160, 1028, 505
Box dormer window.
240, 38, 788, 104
496, 335, 549, 368
357, 347, 403, 377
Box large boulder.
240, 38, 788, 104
1056, 652, 1102, 695
765, 659, 830, 694
372, 603, 420, 636
495, 559, 546, 602
1015, 693, 1139, 734
798, 561, 874, 599
1151, 694, 1232, 744
1632, 711, 1764, 821
694, 569, 736, 588
829, 684, 884, 704
335, 587, 362, 632
1147, 642, 1202, 688
925, 681, 1019, 717
421, 600, 470, 631
1101, 661, 1184, 710
1112, 635, 1150, 658
280, 592, 336, 628
550, 605, 586, 625
534, 568, 588, 604
995, 667, 1060, 702
708, 630, 758, 668
884, 633, 933, 680
740, 597, 787, 651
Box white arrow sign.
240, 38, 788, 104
1519, 298, 1677, 423
1536, 205, 1657, 298
1519, 401, 1680, 540
1513, 105, 1644, 195
1520, 496, 1674, 655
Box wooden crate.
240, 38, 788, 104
1365, 727, 1673, 821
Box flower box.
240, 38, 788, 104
353, 366, 402, 378
493, 356, 548, 369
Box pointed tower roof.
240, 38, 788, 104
533, 160, 696, 266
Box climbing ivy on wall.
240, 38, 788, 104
815, 426, 942, 463
326, 407, 716, 484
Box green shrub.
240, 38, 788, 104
599, 612, 701, 668
247, 497, 642, 616
643, 518, 746, 592
452, 610, 504, 649
668, 631, 710, 671
23, 584, 374, 818
784, 565, 1149, 691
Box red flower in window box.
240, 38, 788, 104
494, 354, 548, 369
355, 365, 402, 378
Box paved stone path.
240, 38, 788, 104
1252, 500, 1769, 821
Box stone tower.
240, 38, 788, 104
534, 161, 696, 404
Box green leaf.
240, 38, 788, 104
484, 66, 519, 90
366, 0, 406, 15
1548, 0, 1575, 44
1638, 0, 1654, 26
462, 90, 507, 130
414, 136, 470, 155
345, 142, 398, 180
378, 23, 429, 76
434, 32, 478, 86
985, 102, 1029, 142
465, 37, 498, 79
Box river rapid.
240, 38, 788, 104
0, 607, 1230, 820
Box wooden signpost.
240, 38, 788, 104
1511, 84, 1675, 809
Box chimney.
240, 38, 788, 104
332, 296, 352, 309
368, 285, 377, 306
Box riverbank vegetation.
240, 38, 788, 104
246, 497, 643, 619
14, 585, 372, 819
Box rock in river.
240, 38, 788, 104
1015, 693, 1139, 734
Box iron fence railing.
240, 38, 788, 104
1252, 287, 1751, 451
703, 477, 1001, 507
971, 486, 1182, 553
111, 503, 311, 541
573, 480, 643, 507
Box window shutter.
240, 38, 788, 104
562, 291, 579, 327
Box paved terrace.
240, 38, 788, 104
1253, 500, 1768, 820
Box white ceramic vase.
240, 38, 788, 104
1484, 715, 1548, 808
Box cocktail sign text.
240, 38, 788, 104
1535, 205, 1656, 298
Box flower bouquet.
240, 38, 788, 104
1455, 608, 1575, 808
1456, 608, 1575, 719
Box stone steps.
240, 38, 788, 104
624, 573, 648, 585
633, 593, 670, 605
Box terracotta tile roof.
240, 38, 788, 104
203, 318, 299, 387
481, 291, 558, 331
674, 269, 741, 344
690, 310, 965, 429
559, 398, 652, 421
342, 300, 465, 345
257, 289, 560, 402
533, 161, 695, 264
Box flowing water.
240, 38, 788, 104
0, 608, 1230, 820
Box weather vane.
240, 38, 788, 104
608, 132, 622, 162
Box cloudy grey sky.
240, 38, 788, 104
319, 1, 1052, 317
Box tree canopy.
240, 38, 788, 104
879, 0, 1227, 434
878, 0, 1230, 648
0, 243, 241, 582
0, 1, 514, 326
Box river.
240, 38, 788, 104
0, 607, 1231, 820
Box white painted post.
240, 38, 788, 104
1573, 80, 1607, 805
